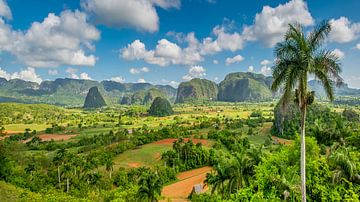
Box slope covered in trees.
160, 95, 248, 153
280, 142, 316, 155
217, 72, 273, 102
148, 97, 174, 117
83, 87, 106, 108
176, 78, 218, 103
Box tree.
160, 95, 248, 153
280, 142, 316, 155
137, 170, 163, 202
148, 97, 174, 117
271, 21, 343, 201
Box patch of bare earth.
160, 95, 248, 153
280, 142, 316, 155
23, 134, 78, 143
161, 166, 212, 201
127, 162, 141, 168
272, 136, 292, 145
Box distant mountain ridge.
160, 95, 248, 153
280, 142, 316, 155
1, 72, 359, 106
0, 78, 176, 106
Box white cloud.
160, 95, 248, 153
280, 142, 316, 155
79, 72, 92, 80
243, 0, 314, 47
0, 10, 100, 68
0, 67, 42, 83
248, 65, 254, 72
260, 59, 272, 66
329, 17, 360, 43
182, 65, 206, 81
110, 76, 125, 83
120, 0, 315, 67
331, 48, 345, 59
121, 34, 203, 67
129, 67, 150, 74
137, 78, 146, 83
0, 67, 10, 79
0, 0, 11, 19
201, 26, 245, 54
66, 67, 78, 74
225, 55, 244, 66
214, 76, 219, 81
261, 66, 272, 76
155, 39, 182, 59
213, 60, 219, 64
356, 43, 360, 50
82, 0, 180, 32
161, 79, 179, 87
48, 69, 58, 76
65, 67, 91, 80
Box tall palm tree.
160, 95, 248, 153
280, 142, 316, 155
271, 21, 343, 201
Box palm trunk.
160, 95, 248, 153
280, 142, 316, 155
300, 105, 307, 202
67, 178, 69, 193
58, 166, 61, 188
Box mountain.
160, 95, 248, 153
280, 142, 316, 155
308, 80, 360, 98
175, 78, 218, 103
83, 87, 106, 108
218, 72, 273, 102
0, 78, 176, 106
123, 88, 168, 105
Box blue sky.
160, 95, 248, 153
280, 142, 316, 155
0, 0, 360, 88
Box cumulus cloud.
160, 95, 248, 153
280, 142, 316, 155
0, 67, 42, 83
0, 9, 100, 68
243, 0, 314, 47
129, 67, 150, 74
0, 0, 11, 19
121, 34, 203, 66
137, 78, 146, 83
248, 65, 254, 72
79, 72, 92, 80
356, 43, 360, 50
48, 69, 58, 76
225, 55, 244, 66
66, 67, 92, 80
213, 60, 219, 64
201, 25, 245, 54
260, 59, 272, 66
110, 76, 125, 83
261, 66, 272, 76
331, 48, 345, 59
329, 17, 360, 43
120, 0, 317, 68
82, 0, 180, 32
182, 65, 206, 81
161, 79, 179, 87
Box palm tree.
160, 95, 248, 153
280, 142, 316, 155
137, 170, 163, 202
271, 21, 343, 201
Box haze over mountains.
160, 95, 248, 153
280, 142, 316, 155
0, 72, 359, 106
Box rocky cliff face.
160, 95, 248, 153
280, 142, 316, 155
218, 72, 273, 102
83, 87, 107, 108
175, 78, 218, 103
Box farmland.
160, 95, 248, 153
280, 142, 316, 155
0, 101, 359, 201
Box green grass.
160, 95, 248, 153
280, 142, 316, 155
4, 123, 51, 132
112, 143, 172, 170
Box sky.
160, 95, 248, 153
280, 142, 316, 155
0, 0, 360, 88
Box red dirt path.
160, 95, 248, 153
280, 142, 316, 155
162, 166, 212, 201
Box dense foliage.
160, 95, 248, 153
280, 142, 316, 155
148, 97, 174, 117
176, 78, 218, 103
83, 87, 107, 108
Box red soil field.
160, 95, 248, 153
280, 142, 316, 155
4, 130, 24, 134
127, 162, 140, 168
23, 134, 78, 143
162, 166, 212, 201
272, 136, 292, 145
